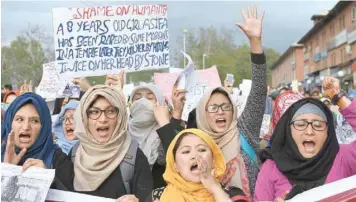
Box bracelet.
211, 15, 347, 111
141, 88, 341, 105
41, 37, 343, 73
331, 90, 347, 105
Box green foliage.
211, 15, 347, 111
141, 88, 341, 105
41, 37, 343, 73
1, 37, 46, 88
1, 24, 53, 88
172, 27, 280, 87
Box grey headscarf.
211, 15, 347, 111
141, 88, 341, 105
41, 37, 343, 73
292, 103, 327, 121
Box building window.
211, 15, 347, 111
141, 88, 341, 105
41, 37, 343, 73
340, 49, 344, 63
330, 24, 335, 37
340, 15, 345, 31
322, 31, 326, 48
352, 7, 356, 22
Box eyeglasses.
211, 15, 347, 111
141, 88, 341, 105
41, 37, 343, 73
206, 103, 233, 113
86, 106, 119, 120
290, 119, 328, 131
62, 116, 75, 124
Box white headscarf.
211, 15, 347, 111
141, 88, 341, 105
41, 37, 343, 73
128, 85, 165, 167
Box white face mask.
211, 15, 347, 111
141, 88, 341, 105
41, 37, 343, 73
129, 97, 156, 127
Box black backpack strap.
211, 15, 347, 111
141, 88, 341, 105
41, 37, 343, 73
70, 142, 80, 163
120, 139, 139, 194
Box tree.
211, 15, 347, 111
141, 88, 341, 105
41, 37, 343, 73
1, 24, 54, 88
172, 26, 280, 86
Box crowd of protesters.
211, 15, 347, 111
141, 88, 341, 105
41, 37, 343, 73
1, 5, 355, 202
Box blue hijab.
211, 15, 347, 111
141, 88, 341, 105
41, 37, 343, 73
52, 100, 80, 155
1, 93, 56, 168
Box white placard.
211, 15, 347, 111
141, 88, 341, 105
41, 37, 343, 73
36, 62, 67, 99
1, 163, 55, 202
45, 189, 115, 202
286, 175, 356, 202
52, 5, 169, 78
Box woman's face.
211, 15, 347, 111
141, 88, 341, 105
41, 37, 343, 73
205, 93, 233, 133
291, 113, 328, 158
62, 109, 76, 141
5, 94, 17, 104
11, 104, 41, 149
174, 134, 213, 183
87, 97, 118, 143
132, 88, 156, 104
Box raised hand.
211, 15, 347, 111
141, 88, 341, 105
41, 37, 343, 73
172, 85, 187, 120
22, 158, 46, 171
20, 80, 33, 95
322, 76, 341, 98
154, 102, 170, 127
105, 71, 125, 89
236, 5, 265, 40
72, 77, 92, 92
4, 130, 27, 165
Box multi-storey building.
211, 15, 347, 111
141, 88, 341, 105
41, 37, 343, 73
272, 1, 356, 92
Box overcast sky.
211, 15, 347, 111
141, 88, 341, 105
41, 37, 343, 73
1, 0, 337, 53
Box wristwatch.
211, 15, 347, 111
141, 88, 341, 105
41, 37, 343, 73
331, 90, 347, 105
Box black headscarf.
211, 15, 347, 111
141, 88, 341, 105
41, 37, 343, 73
259, 98, 339, 199
186, 108, 197, 129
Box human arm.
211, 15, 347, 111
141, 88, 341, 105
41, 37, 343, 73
236, 5, 267, 152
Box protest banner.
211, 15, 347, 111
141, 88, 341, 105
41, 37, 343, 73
154, 52, 221, 121
58, 83, 81, 98
154, 66, 221, 104
45, 189, 115, 202
36, 62, 80, 99
36, 62, 67, 99
287, 175, 356, 202
52, 5, 169, 78
1, 163, 55, 202
176, 51, 195, 91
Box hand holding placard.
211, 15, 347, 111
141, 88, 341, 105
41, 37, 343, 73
72, 77, 91, 92
105, 71, 125, 89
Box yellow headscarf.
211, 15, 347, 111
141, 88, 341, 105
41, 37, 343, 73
161, 129, 226, 202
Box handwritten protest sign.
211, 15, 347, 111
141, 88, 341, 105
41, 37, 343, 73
154, 64, 221, 121
36, 62, 80, 99
52, 5, 169, 78
154, 66, 221, 103
36, 62, 67, 99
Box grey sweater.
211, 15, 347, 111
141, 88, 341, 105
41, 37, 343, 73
237, 53, 267, 195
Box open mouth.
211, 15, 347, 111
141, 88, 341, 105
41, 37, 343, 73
302, 140, 316, 152
190, 162, 199, 173
97, 126, 109, 137
19, 133, 31, 143
215, 118, 227, 128
65, 128, 74, 135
